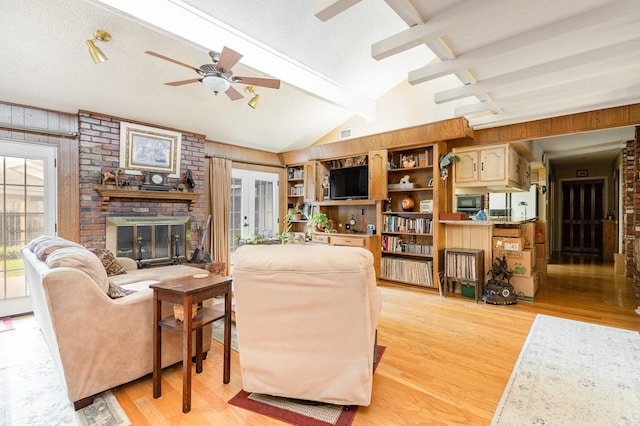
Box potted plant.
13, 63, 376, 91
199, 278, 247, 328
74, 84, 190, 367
306, 211, 330, 233
284, 202, 303, 224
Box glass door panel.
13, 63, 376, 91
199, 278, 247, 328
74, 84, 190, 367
0, 141, 56, 316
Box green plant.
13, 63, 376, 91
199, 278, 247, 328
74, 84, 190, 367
284, 202, 303, 225
306, 211, 330, 233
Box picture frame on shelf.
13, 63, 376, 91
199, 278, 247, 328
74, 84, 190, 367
119, 122, 182, 178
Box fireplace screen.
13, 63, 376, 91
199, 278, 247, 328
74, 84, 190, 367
106, 216, 192, 265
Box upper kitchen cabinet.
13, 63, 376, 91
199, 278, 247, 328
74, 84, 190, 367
453, 144, 529, 192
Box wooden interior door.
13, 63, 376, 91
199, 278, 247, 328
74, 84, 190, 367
561, 180, 604, 254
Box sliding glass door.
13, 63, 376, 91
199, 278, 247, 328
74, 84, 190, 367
0, 141, 57, 316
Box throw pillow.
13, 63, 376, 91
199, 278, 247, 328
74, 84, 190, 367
45, 247, 109, 293
107, 281, 135, 299
88, 248, 127, 276
31, 236, 85, 261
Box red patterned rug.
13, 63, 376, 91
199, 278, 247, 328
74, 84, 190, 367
228, 346, 385, 426
0, 317, 14, 333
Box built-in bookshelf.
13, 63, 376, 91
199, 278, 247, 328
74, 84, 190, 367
379, 142, 447, 292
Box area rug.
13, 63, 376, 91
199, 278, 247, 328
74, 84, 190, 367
0, 322, 130, 425
492, 314, 640, 425
212, 318, 238, 352
0, 317, 14, 333
229, 345, 386, 426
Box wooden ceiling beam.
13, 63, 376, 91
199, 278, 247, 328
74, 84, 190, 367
314, 0, 362, 21
435, 38, 640, 104
409, 0, 640, 85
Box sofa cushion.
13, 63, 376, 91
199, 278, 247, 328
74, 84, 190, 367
31, 236, 85, 261
45, 247, 109, 293
107, 281, 136, 299
89, 248, 127, 276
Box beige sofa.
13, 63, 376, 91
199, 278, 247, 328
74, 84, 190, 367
21, 236, 213, 409
233, 244, 381, 406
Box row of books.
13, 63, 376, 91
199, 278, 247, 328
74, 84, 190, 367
382, 235, 433, 255
287, 168, 304, 179
289, 183, 304, 196
445, 253, 478, 280
381, 257, 434, 287
382, 215, 433, 234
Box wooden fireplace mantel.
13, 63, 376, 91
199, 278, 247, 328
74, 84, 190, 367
93, 185, 200, 211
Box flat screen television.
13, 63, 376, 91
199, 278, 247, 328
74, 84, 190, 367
329, 165, 369, 200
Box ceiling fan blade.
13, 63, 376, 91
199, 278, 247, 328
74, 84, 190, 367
216, 46, 243, 72
234, 77, 281, 89
145, 51, 202, 74
165, 78, 202, 86
225, 85, 244, 101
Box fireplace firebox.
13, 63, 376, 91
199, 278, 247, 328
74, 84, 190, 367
106, 216, 192, 266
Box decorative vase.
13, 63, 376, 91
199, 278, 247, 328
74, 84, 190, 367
401, 196, 414, 211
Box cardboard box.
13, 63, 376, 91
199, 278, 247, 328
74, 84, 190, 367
510, 272, 538, 299
535, 242, 546, 259
440, 212, 467, 220
521, 222, 535, 248
493, 237, 525, 251
493, 227, 522, 237
494, 248, 535, 277
535, 221, 547, 243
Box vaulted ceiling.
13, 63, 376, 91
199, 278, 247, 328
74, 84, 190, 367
0, 0, 638, 160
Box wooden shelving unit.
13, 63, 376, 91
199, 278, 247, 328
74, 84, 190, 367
444, 248, 484, 303
379, 143, 447, 292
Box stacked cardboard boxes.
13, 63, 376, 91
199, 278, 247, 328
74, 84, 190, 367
492, 222, 538, 299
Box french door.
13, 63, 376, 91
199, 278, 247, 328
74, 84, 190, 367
561, 179, 604, 254
0, 141, 57, 316
229, 169, 279, 254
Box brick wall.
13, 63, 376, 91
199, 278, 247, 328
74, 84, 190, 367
78, 111, 207, 251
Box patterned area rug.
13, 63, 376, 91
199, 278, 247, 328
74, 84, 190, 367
212, 318, 238, 351
0, 319, 130, 425
492, 314, 640, 425
229, 345, 385, 426
0, 317, 14, 333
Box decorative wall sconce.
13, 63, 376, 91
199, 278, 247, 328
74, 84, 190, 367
86, 30, 111, 64
244, 86, 260, 109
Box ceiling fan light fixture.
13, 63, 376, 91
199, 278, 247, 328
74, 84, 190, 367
86, 30, 111, 64
202, 76, 230, 94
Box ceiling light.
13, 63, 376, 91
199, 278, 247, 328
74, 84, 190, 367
202, 76, 230, 94
245, 86, 260, 109
86, 30, 111, 64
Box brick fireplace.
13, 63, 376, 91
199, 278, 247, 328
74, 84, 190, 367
77, 111, 208, 255
106, 216, 192, 266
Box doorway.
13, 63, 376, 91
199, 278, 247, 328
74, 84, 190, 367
560, 179, 605, 255
0, 141, 57, 316
229, 169, 279, 254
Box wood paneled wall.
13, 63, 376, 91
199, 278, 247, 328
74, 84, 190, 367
0, 102, 80, 241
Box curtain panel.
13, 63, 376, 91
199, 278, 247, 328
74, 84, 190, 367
209, 157, 232, 275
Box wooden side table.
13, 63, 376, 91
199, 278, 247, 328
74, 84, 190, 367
151, 274, 232, 413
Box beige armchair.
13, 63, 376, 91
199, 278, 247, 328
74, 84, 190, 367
233, 244, 381, 406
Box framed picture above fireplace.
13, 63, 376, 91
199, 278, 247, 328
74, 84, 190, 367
119, 122, 182, 177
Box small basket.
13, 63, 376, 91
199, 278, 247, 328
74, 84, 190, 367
173, 303, 197, 321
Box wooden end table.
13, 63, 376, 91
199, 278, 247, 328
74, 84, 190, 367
151, 274, 232, 413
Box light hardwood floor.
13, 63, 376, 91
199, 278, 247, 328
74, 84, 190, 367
114, 260, 640, 425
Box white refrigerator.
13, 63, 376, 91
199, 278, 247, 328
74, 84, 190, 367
488, 185, 537, 220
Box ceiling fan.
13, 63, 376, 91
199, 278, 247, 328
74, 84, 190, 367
145, 46, 281, 101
